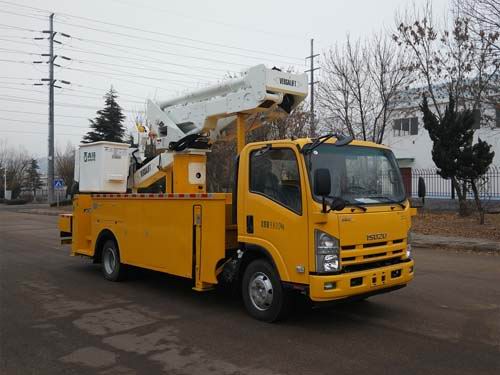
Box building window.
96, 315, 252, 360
410, 117, 418, 135
496, 104, 500, 128
472, 109, 481, 129
393, 119, 401, 136
393, 117, 418, 136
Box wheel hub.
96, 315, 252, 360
103, 248, 116, 275
249, 272, 274, 311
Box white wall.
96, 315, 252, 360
384, 108, 500, 170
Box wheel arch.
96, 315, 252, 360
239, 243, 289, 282
94, 229, 118, 263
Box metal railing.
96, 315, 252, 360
410, 166, 500, 200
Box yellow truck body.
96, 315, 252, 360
60, 138, 415, 321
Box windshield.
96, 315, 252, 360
307, 144, 405, 205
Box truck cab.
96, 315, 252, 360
234, 137, 414, 320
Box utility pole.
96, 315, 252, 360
37, 14, 71, 205
48, 13, 55, 205
305, 38, 319, 138
3, 168, 6, 200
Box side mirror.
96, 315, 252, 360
314, 168, 331, 197
314, 169, 331, 213
418, 176, 426, 205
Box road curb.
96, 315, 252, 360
16, 210, 69, 217
413, 234, 500, 254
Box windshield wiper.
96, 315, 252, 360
302, 133, 354, 154
369, 196, 406, 209
344, 200, 367, 212
302, 134, 335, 154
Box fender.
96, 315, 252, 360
238, 235, 290, 281
94, 228, 117, 261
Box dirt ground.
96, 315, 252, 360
412, 211, 500, 241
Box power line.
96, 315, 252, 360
0, 96, 144, 114
0, 109, 90, 119
54, 25, 253, 67
70, 57, 220, 80
0, 23, 38, 32
70, 84, 146, 100
0, 85, 145, 104
0, 116, 90, 129
0, 47, 41, 55
67, 33, 300, 67
0, 129, 85, 136
63, 66, 208, 88
0, 8, 48, 21
0, 77, 41, 81
56, 67, 191, 93
0, 1, 303, 61
60, 44, 234, 74
108, 0, 301, 40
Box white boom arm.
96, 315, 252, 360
147, 64, 308, 150
128, 64, 308, 190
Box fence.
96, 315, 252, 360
410, 166, 500, 200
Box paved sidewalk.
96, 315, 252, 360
0, 204, 70, 216
413, 233, 500, 253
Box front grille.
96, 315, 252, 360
363, 241, 387, 248
342, 257, 408, 273
340, 238, 406, 267
364, 252, 387, 259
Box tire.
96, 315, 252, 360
101, 239, 125, 281
241, 259, 290, 322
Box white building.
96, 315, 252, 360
383, 92, 500, 198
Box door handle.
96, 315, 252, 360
246, 215, 254, 234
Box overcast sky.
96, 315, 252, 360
0, 0, 448, 159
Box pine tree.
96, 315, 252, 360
421, 94, 494, 221
82, 87, 126, 143
24, 158, 42, 198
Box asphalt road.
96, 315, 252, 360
1, 210, 499, 375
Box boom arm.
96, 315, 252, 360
130, 65, 308, 191
147, 65, 308, 150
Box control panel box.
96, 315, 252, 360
77, 141, 130, 193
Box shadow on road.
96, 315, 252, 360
65, 260, 402, 329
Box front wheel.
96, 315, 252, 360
242, 259, 289, 322
101, 239, 125, 281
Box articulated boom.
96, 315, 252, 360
131, 65, 308, 190
147, 64, 308, 150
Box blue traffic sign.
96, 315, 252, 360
54, 179, 65, 189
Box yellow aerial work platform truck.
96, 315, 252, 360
59, 65, 416, 322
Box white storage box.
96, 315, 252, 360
78, 141, 130, 193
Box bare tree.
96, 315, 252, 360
0, 140, 31, 199
318, 32, 412, 143
454, 0, 500, 50
393, 0, 499, 218
206, 104, 311, 192
394, 1, 499, 122
55, 142, 75, 197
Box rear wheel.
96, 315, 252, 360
101, 239, 125, 281
242, 259, 289, 322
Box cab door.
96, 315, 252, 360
238, 145, 309, 284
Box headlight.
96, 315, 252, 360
406, 230, 412, 258
315, 230, 340, 273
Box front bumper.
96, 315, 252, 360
309, 259, 414, 301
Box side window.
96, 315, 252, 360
250, 148, 302, 214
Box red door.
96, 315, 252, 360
400, 167, 412, 197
